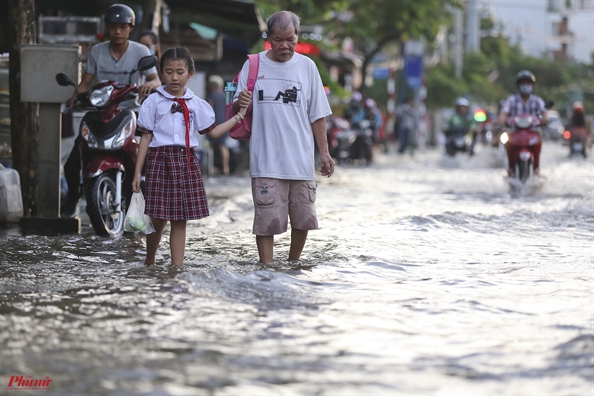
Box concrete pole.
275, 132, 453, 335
465, 0, 480, 53
454, 7, 463, 78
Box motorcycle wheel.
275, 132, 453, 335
446, 144, 456, 157
85, 171, 126, 237
518, 159, 531, 182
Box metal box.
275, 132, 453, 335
20, 44, 81, 103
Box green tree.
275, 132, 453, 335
330, 0, 457, 96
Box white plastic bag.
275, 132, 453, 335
0, 164, 23, 223
124, 192, 155, 234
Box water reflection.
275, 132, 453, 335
0, 142, 592, 394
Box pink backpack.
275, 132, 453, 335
225, 54, 259, 140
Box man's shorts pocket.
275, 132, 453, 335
301, 182, 317, 203
254, 180, 277, 206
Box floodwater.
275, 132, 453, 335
0, 142, 592, 395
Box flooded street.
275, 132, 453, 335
0, 141, 592, 395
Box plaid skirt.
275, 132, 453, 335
144, 146, 209, 221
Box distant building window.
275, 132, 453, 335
548, 0, 559, 12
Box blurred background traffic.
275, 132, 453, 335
0, 0, 592, 173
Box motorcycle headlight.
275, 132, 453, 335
89, 86, 114, 107
500, 132, 509, 144
112, 120, 134, 148
80, 121, 98, 148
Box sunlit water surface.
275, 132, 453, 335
1, 142, 592, 395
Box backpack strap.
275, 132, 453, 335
246, 53, 259, 92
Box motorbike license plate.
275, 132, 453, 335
455, 138, 466, 147
573, 142, 584, 151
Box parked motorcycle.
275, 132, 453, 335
444, 126, 471, 156
499, 114, 542, 182
564, 126, 588, 158
326, 115, 351, 161
55, 55, 157, 236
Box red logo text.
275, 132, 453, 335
6, 376, 52, 391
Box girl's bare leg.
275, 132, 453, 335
146, 218, 167, 265
170, 220, 187, 266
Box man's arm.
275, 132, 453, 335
137, 73, 161, 98
66, 72, 95, 107
312, 117, 334, 177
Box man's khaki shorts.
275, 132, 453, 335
251, 178, 318, 236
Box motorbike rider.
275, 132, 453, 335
61, 4, 161, 217
497, 70, 548, 176
445, 97, 478, 156
344, 91, 363, 123
351, 98, 383, 143
568, 101, 591, 150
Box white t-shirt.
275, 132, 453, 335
234, 51, 332, 180
137, 86, 216, 148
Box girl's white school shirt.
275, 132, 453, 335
137, 86, 216, 148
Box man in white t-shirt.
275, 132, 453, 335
62, 4, 160, 217
233, 10, 335, 264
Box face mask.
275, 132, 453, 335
519, 84, 533, 95
148, 45, 156, 56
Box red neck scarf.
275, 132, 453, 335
173, 98, 192, 167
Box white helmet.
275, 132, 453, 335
455, 97, 470, 107
365, 98, 377, 108
351, 92, 362, 102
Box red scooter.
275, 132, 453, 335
500, 114, 542, 182
56, 55, 157, 236
326, 115, 351, 161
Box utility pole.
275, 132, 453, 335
465, 0, 480, 53
454, 6, 463, 78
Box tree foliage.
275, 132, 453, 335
424, 15, 594, 117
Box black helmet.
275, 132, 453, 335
105, 4, 135, 26
516, 70, 535, 85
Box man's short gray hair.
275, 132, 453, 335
266, 11, 301, 35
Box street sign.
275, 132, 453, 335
372, 68, 390, 79
405, 55, 423, 88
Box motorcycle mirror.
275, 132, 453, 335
56, 73, 76, 87
137, 55, 158, 72
128, 55, 158, 85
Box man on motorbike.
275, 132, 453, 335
344, 92, 363, 124
62, 4, 160, 217
444, 97, 477, 156
497, 70, 548, 176
351, 98, 383, 143
568, 101, 591, 156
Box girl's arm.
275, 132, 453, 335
207, 90, 252, 139
132, 134, 153, 193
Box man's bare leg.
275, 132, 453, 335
256, 235, 274, 264
288, 228, 308, 261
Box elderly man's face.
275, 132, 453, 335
267, 24, 298, 62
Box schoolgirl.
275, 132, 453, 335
132, 47, 251, 266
